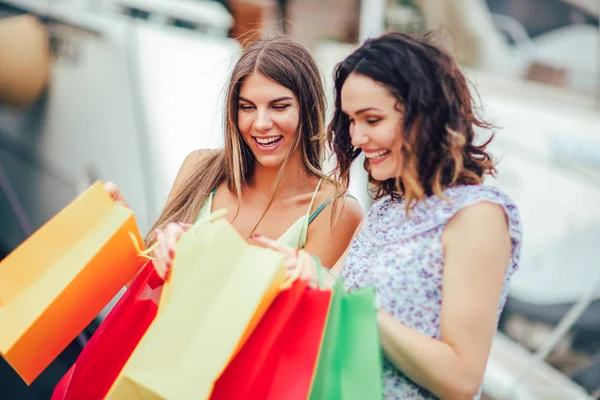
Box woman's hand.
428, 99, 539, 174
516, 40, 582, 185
104, 181, 130, 209
251, 234, 321, 288
152, 222, 191, 279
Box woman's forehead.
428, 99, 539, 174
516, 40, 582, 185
239, 72, 295, 101
341, 74, 396, 113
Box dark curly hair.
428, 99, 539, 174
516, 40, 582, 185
328, 31, 496, 211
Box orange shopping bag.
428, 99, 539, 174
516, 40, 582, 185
0, 181, 148, 384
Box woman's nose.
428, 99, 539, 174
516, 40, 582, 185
254, 109, 274, 132
351, 125, 369, 147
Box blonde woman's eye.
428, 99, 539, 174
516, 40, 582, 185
239, 104, 254, 111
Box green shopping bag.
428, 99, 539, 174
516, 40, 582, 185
309, 280, 383, 399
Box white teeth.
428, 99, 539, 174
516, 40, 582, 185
255, 136, 282, 145
365, 149, 390, 159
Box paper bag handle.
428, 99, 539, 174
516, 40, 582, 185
128, 232, 159, 262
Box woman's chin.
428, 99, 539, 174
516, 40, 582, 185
254, 154, 286, 169
370, 169, 396, 182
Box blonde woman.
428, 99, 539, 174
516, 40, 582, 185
107, 36, 363, 276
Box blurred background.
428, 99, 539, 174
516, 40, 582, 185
0, 0, 599, 399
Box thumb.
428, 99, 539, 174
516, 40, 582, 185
178, 222, 192, 231
103, 181, 120, 199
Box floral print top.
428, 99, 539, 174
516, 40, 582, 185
341, 184, 522, 399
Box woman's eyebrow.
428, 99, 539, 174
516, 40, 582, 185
238, 96, 294, 103
355, 107, 382, 115
270, 96, 294, 103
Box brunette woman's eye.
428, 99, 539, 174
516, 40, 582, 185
271, 104, 290, 110
238, 104, 254, 111
367, 118, 381, 125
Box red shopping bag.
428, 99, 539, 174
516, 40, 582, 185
211, 279, 332, 400
52, 261, 163, 400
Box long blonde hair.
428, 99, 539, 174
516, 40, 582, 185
145, 35, 329, 245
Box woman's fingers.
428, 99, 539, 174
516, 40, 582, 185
153, 229, 169, 279
152, 222, 188, 280
154, 229, 165, 262
252, 236, 318, 287
165, 223, 183, 258
158, 229, 169, 262
178, 222, 192, 231
104, 181, 119, 199
103, 181, 129, 208
284, 258, 297, 271
298, 251, 319, 288
280, 250, 320, 289
251, 234, 297, 258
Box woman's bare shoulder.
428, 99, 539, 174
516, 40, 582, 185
167, 149, 221, 202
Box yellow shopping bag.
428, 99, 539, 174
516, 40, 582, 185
0, 182, 147, 384
107, 216, 287, 400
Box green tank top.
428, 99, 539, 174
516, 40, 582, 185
195, 179, 333, 249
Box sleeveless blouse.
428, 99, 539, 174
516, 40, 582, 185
341, 184, 523, 399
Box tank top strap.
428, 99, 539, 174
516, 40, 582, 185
307, 193, 357, 225
195, 189, 216, 223
306, 178, 324, 217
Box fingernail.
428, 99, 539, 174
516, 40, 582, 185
168, 249, 174, 258
166, 261, 172, 269
250, 233, 261, 239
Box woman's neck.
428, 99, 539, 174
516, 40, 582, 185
248, 152, 316, 199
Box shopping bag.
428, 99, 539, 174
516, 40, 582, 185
0, 181, 147, 384
211, 279, 332, 400
107, 217, 287, 400
51, 261, 164, 400
308, 280, 383, 399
